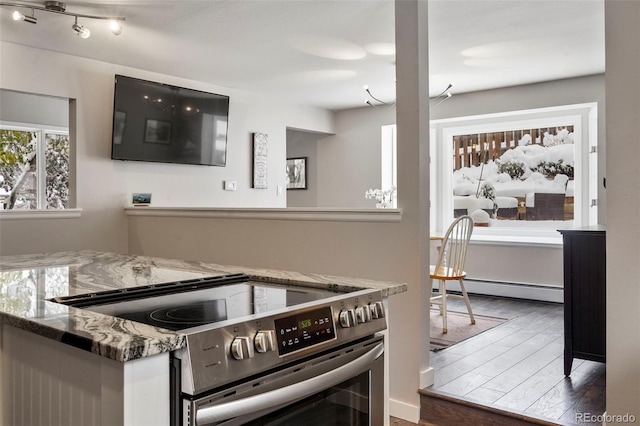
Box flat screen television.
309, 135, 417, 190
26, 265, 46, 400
111, 75, 229, 166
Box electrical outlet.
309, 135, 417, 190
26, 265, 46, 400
224, 180, 237, 191
277, 185, 283, 196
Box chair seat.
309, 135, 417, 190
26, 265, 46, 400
429, 264, 467, 280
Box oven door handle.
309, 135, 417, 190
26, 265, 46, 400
195, 341, 384, 425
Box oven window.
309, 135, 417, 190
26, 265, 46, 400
244, 372, 370, 425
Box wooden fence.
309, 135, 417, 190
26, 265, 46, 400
453, 126, 574, 170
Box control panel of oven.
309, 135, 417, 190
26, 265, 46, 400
177, 288, 387, 395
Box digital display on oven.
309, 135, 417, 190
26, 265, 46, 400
274, 306, 335, 355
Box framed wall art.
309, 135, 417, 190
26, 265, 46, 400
286, 157, 307, 190
252, 132, 268, 189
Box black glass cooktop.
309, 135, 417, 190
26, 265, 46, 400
58, 274, 344, 331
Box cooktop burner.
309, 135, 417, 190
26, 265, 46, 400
56, 274, 347, 332
150, 300, 227, 325
124, 300, 228, 331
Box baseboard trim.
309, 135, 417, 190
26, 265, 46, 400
420, 366, 435, 389
389, 398, 421, 424
438, 279, 563, 303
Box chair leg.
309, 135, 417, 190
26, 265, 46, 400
438, 280, 445, 315
440, 280, 448, 333
459, 279, 475, 325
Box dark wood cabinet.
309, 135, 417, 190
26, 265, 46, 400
558, 226, 606, 376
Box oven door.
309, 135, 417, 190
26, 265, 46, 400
182, 335, 384, 426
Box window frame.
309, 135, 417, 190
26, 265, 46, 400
380, 124, 398, 208
429, 103, 599, 244
1, 120, 72, 212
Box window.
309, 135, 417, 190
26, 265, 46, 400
380, 124, 397, 208
430, 103, 598, 242
0, 124, 70, 210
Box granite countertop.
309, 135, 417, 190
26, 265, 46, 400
0, 250, 407, 363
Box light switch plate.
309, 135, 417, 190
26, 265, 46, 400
224, 180, 237, 191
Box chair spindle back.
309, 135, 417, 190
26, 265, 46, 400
434, 215, 474, 277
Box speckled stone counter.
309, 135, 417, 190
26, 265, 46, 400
0, 250, 407, 363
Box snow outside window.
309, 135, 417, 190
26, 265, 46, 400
1, 123, 70, 211
429, 103, 598, 244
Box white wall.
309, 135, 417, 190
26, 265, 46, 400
0, 41, 335, 256
317, 105, 396, 208
0, 89, 68, 127
604, 0, 640, 419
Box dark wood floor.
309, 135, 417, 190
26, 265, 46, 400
425, 294, 606, 425
390, 416, 418, 426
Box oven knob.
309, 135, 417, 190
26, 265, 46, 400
356, 305, 372, 323
254, 330, 277, 353
370, 301, 385, 319
339, 309, 357, 328
230, 337, 254, 360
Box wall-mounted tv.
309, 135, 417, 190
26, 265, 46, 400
111, 75, 229, 166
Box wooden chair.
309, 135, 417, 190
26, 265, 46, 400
430, 215, 475, 333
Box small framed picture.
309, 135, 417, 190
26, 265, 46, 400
144, 119, 171, 144
286, 157, 307, 190
132, 193, 152, 206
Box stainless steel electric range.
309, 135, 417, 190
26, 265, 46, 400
56, 273, 387, 426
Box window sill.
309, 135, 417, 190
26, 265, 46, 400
469, 233, 563, 248
0, 209, 83, 220
464, 219, 580, 247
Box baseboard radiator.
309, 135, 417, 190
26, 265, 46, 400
433, 278, 563, 303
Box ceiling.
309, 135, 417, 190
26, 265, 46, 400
0, 0, 605, 111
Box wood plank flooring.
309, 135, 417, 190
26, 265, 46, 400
424, 294, 606, 425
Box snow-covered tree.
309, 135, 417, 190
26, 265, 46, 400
0, 129, 69, 209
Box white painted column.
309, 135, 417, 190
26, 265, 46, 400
389, 0, 432, 422
604, 0, 640, 421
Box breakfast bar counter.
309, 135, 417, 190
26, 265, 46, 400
0, 250, 407, 362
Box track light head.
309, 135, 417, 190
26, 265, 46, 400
72, 17, 90, 38
109, 19, 122, 36
363, 84, 391, 106
434, 82, 455, 99
12, 9, 37, 23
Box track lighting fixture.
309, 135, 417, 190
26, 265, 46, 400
363, 82, 454, 108
1, 1, 126, 38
